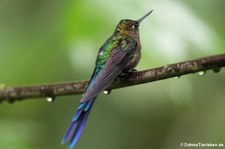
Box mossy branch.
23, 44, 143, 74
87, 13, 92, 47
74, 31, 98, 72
0, 54, 225, 103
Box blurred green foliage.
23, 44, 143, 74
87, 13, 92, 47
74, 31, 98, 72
0, 0, 225, 149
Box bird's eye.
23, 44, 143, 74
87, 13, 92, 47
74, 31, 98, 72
130, 23, 138, 30
131, 25, 136, 29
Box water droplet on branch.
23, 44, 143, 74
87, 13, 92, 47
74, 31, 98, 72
212, 67, 221, 73
103, 90, 111, 95
46, 97, 55, 103
198, 71, 206, 76
174, 76, 181, 79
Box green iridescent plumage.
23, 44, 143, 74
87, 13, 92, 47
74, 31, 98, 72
62, 10, 153, 149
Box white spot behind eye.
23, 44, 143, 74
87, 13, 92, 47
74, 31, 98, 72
99, 51, 104, 56
132, 25, 135, 29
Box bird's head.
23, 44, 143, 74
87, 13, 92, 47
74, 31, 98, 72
114, 10, 153, 38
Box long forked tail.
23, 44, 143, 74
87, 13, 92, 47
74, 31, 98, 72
61, 97, 97, 149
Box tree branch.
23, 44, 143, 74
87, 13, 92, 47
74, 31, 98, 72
0, 54, 225, 103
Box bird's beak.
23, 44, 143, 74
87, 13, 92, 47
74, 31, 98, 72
137, 10, 153, 24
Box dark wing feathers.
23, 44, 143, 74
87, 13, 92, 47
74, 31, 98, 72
111, 45, 127, 65
62, 38, 137, 148
80, 38, 137, 103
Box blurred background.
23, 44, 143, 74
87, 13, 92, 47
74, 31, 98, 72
0, 0, 225, 149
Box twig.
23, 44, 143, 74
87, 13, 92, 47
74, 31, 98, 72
0, 54, 225, 103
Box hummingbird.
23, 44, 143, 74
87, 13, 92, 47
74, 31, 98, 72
61, 10, 153, 148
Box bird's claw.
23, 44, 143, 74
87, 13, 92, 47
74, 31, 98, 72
125, 69, 138, 79
115, 68, 138, 82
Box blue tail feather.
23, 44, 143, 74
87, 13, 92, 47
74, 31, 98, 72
69, 107, 92, 148
62, 97, 96, 148
61, 121, 76, 144
72, 107, 83, 122
84, 100, 93, 112
78, 102, 85, 110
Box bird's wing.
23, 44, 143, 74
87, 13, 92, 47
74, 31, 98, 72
61, 38, 137, 148
80, 38, 137, 103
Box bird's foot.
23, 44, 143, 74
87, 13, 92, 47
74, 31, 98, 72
125, 69, 138, 79
130, 68, 138, 73
116, 69, 138, 81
